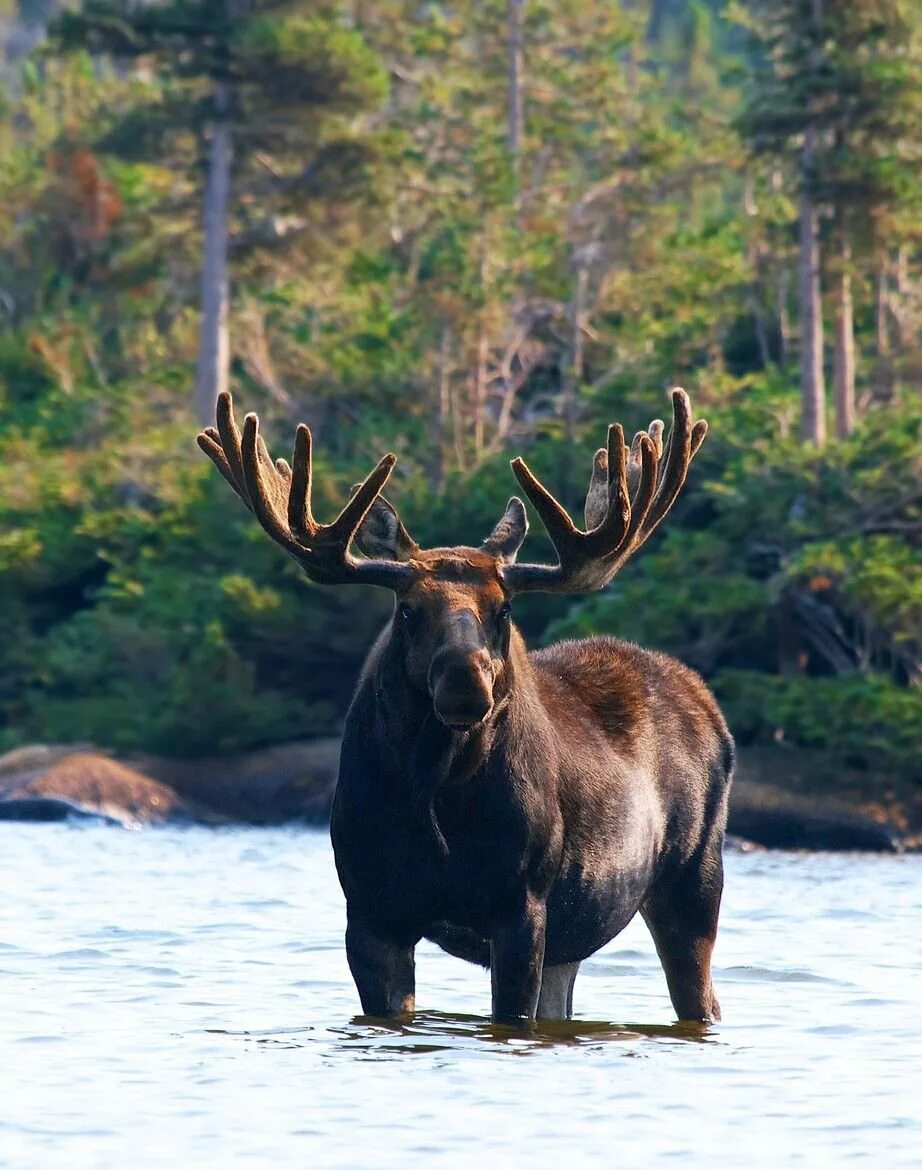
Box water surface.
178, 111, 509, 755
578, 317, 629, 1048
1, 827, 919, 1168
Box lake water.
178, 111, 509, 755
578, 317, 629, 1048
0, 826, 919, 1169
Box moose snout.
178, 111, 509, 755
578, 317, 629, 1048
429, 647, 494, 729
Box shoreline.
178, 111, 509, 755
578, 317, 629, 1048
0, 740, 916, 852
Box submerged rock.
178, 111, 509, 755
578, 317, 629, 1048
0, 795, 128, 827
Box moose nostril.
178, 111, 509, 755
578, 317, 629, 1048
429, 648, 495, 729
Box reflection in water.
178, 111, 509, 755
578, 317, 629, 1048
207, 1011, 716, 1058
334, 1012, 717, 1054
0, 826, 919, 1169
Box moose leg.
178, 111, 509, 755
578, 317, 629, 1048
345, 916, 417, 1016
490, 895, 547, 1024
641, 848, 723, 1023
536, 962, 580, 1020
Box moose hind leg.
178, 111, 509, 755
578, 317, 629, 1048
641, 848, 723, 1023
536, 962, 580, 1020
345, 915, 417, 1016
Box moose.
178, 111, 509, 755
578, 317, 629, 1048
198, 388, 734, 1025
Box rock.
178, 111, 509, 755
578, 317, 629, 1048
723, 833, 765, 853
728, 802, 900, 852
730, 745, 903, 853
130, 738, 341, 824
0, 795, 127, 827
0, 740, 341, 829
0, 743, 93, 782
0, 753, 192, 826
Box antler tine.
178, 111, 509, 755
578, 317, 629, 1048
510, 456, 581, 554
288, 424, 313, 536
215, 390, 247, 497
197, 391, 413, 590
583, 423, 631, 556
584, 423, 629, 532
584, 449, 609, 530
503, 388, 707, 595
241, 413, 300, 555
620, 431, 658, 547
326, 453, 398, 546
627, 418, 663, 498
197, 428, 245, 502
644, 388, 693, 533
648, 418, 665, 459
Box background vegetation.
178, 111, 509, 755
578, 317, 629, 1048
0, 1, 919, 790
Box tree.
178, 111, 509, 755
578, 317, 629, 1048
736, 0, 829, 445
52, 0, 387, 422
813, 0, 922, 423
736, 0, 922, 442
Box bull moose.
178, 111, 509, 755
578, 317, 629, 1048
198, 388, 733, 1025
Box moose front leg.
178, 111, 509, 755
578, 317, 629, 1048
490, 894, 547, 1025
345, 915, 417, 1017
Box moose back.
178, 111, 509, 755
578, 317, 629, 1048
198, 389, 734, 1025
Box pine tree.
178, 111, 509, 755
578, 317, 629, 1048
813, 1, 922, 423
736, 0, 922, 442
736, 0, 829, 445
51, 0, 387, 422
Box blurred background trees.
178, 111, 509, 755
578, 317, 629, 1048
0, 1, 919, 786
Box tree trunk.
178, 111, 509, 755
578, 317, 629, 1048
798, 134, 825, 446
777, 268, 790, 367
560, 262, 586, 504
833, 227, 855, 439
432, 324, 451, 491
507, 0, 524, 168
798, 0, 825, 446
194, 81, 233, 426
873, 262, 893, 405
473, 326, 488, 455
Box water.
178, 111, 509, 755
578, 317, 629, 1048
0, 826, 918, 1169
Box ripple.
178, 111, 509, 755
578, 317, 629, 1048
0, 829, 918, 1170
717, 965, 848, 985
48, 947, 110, 960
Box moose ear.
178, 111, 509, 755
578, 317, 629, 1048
352, 491, 419, 562
481, 497, 528, 564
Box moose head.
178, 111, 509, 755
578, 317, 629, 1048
197, 389, 707, 731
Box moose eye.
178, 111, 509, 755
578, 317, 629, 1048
498, 603, 512, 623
398, 602, 415, 623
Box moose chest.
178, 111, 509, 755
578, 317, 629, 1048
331, 733, 558, 942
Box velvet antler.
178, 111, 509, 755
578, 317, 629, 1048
502, 389, 707, 594
197, 392, 414, 589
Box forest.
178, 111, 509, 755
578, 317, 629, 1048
0, 0, 919, 800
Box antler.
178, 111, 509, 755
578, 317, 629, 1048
502, 388, 708, 594
197, 391, 413, 589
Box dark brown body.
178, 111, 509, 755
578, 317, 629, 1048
333, 606, 733, 1024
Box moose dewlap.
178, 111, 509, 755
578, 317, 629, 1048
198, 389, 733, 1025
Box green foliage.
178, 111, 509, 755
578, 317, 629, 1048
716, 671, 922, 782
0, 0, 918, 781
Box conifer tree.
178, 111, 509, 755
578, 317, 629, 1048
52, 0, 387, 422
736, 0, 922, 442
